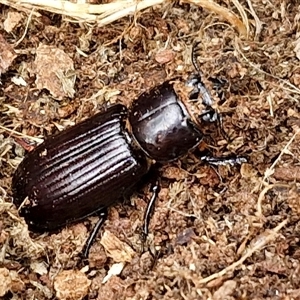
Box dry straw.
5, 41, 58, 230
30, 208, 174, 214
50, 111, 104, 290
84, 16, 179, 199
0, 0, 248, 36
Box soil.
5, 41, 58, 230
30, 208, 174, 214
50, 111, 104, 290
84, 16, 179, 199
1, 1, 300, 299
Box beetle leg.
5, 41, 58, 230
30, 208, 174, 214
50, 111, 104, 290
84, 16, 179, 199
201, 155, 247, 166
209, 77, 227, 102
214, 113, 231, 142
187, 72, 225, 133
198, 108, 230, 142
187, 75, 215, 112
82, 208, 108, 258
141, 182, 160, 241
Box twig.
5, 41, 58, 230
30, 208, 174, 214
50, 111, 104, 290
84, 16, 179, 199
198, 219, 288, 284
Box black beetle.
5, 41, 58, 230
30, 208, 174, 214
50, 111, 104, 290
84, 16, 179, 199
12, 60, 246, 257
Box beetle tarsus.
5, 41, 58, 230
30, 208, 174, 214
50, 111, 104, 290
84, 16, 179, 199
81, 209, 108, 258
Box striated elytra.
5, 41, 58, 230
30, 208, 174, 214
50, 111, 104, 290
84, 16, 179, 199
12, 75, 245, 257
12, 104, 149, 231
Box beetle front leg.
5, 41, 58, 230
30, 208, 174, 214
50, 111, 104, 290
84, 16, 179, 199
81, 208, 108, 258
201, 155, 247, 166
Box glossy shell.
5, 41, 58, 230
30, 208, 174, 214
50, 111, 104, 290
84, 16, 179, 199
12, 104, 149, 231
129, 81, 203, 162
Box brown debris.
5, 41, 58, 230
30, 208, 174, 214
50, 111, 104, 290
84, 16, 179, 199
294, 37, 300, 60
0, 268, 12, 297
175, 227, 196, 245
100, 230, 135, 263
212, 280, 237, 300
3, 11, 23, 33
54, 270, 91, 300
0, 268, 25, 296
33, 44, 76, 99
161, 165, 187, 181
273, 166, 300, 182
155, 49, 175, 64
0, 34, 17, 76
